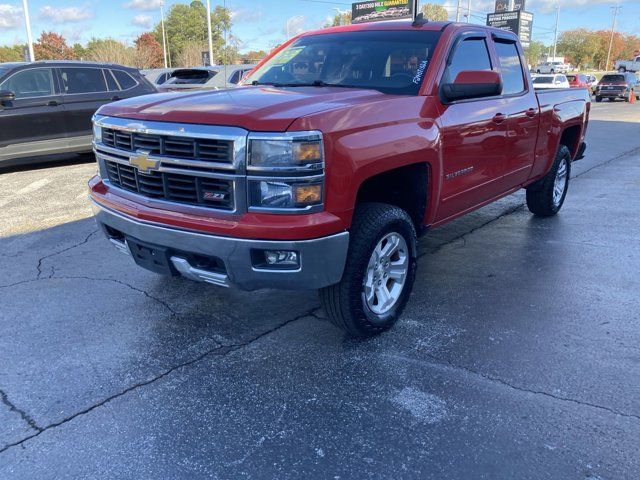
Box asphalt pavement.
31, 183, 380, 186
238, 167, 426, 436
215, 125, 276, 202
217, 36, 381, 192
1, 102, 639, 479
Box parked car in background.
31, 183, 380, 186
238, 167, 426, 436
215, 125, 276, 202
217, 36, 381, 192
535, 61, 570, 74
157, 65, 256, 92
0, 61, 156, 167
140, 68, 177, 86
594, 72, 640, 102
532, 74, 570, 89
566, 73, 589, 89
585, 74, 598, 93
614, 56, 640, 73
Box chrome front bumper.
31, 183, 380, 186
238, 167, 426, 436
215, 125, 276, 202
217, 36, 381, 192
91, 200, 349, 291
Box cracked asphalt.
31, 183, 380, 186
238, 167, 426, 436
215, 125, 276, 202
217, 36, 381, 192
1, 102, 639, 479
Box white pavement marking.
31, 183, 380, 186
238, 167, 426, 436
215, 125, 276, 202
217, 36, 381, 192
0, 178, 52, 208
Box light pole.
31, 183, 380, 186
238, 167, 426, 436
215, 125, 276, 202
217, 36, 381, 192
206, 0, 214, 66
22, 0, 35, 62
160, 1, 168, 68
552, 3, 560, 60
605, 3, 621, 71
455, 0, 461, 21
466, 0, 471, 22
286, 15, 304, 40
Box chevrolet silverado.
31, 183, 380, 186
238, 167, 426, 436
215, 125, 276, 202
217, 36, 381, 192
88, 20, 589, 336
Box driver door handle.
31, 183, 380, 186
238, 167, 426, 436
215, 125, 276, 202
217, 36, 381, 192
47, 100, 61, 107
492, 113, 506, 124
111, 96, 121, 101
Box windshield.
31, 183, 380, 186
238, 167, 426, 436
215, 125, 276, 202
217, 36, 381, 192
533, 76, 553, 84
600, 74, 625, 83
244, 30, 442, 95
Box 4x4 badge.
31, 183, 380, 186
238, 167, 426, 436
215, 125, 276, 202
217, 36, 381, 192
129, 152, 159, 174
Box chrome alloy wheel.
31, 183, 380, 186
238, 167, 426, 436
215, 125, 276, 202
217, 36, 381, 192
553, 158, 568, 206
363, 232, 409, 315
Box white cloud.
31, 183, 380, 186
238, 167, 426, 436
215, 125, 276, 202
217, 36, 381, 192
124, 0, 164, 11
40, 6, 92, 24
230, 7, 263, 23
132, 14, 152, 28
284, 15, 307, 37
0, 4, 23, 30
527, 0, 615, 14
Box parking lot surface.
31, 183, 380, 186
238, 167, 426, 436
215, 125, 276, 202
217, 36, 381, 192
1, 102, 639, 478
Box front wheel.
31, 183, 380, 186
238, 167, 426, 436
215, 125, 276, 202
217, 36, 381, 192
319, 203, 417, 337
595, 95, 602, 102
619, 67, 626, 73
526, 145, 571, 217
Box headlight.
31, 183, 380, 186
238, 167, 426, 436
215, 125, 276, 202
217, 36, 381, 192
248, 132, 323, 171
93, 122, 102, 143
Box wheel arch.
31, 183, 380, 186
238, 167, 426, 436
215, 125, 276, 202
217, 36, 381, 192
353, 162, 432, 234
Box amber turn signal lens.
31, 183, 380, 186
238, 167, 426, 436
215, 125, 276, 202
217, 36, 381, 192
293, 184, 322, 205
293, 142, 322, 162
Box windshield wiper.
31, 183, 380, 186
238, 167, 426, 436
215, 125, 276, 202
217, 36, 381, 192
252, 79, 364, 89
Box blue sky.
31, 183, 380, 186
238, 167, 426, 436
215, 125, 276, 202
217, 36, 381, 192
1, 0, 639, 51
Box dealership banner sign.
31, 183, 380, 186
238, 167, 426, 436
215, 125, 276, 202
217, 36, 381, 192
486, 10, 533, 47
351, 0, 417, 24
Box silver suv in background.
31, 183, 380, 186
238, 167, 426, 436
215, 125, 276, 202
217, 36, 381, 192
535, 61, 570, 74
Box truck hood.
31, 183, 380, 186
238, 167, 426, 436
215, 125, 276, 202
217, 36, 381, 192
97, 86, 389, 131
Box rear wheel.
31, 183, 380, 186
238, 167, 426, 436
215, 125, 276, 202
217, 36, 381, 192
526, 145, 571, 217
619, 67, 626, 73
319, 203, 417, 337
595, 95, 602, 102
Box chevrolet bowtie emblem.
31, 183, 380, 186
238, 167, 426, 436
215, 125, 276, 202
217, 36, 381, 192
129, 152, 158, 174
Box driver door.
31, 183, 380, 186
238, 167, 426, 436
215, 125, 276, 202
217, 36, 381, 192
435, 34, 510, 221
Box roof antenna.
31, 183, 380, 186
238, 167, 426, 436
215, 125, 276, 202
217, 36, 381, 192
412, 12, 428, 27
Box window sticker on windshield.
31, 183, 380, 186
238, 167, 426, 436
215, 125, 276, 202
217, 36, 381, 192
272, 46, 305, 65
412, 60, 428, 85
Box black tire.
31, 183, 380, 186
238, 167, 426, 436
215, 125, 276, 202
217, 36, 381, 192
550, 69, 555, 74
319, 202, 417, 337
536, 69, 541, 74
595, 95, 602, 102
618, 67, 626, 73
526, 145, 571, 217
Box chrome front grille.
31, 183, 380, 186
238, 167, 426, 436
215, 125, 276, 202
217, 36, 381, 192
102, 127, 233, 163
93, 116, 247, 213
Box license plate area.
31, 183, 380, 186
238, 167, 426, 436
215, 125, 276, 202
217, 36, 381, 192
127, 237, 176, 275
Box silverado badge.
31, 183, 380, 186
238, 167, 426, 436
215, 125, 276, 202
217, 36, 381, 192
129, 152, 159, 174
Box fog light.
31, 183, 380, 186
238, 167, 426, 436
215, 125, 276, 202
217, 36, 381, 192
265, 250, 299, 266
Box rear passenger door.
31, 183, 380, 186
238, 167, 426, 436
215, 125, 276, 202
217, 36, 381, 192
57, 66, 113, 139
0, 67, 66, 147
492, 36, 539, 185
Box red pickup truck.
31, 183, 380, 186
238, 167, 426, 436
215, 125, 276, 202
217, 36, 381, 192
89, 20, 589, 336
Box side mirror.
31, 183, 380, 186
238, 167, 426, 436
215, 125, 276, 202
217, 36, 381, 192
442, 70, 502, 102
0, 90, 15, 103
